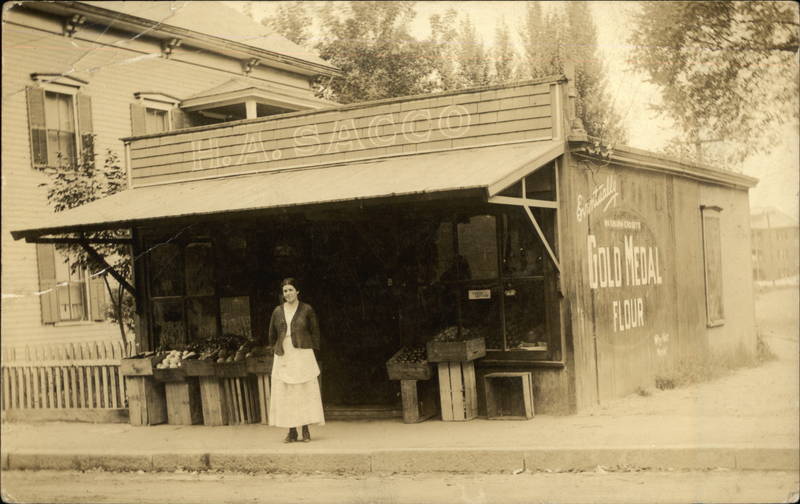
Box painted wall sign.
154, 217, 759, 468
576, 175, 618, 223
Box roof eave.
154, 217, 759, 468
569, 140, 759, 190
24, 1, 342, 78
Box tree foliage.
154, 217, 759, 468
40, 142, 134, 340
493, 17, 518, 84
629, 1, 800, 163
519, 1, 627, 145
427, 10, 493, 90
315, 1, 437, 103
261, 1, 312, 47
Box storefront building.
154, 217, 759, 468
12, 75, 758, 415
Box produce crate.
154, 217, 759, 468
426, 337, 486, 363
400, 378, 439, 423
386, 349, 433, 381
119, 355, 163, 376
484, 372, 534, 420
216, 361, 248, 378
199, 376, 228, 426
119, 356, 167, 426
152, 367, 187, 382
245, 354, 274, 375
183, 359, 216, 377
437, 361, 478, 421
220, 375, 259, 424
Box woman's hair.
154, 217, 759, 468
281, 277, 299, 290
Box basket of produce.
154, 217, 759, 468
426, 326, 486, 362
153, 350, 202, 382
386, 346, 433, 381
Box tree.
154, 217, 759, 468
262, 1, 312, 47
519, 1, 627, 146
315, 1, 437, 103
629, 1, 800, 164
493, 17, 517, 84
40, 141, 134, 343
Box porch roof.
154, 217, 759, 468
11, 139, 564, 241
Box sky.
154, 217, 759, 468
231, 1, 799, 219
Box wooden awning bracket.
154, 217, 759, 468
76, 237, 137, 298
489, 177, 560, 272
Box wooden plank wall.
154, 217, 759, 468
129, 83, 555, 186
1, 339, 134, 412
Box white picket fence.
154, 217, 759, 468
1, 340, 135, 412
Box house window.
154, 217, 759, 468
44, 91, 77, 166
36, 244, 106, 324
701, 207, 724, 326
54, 253, 87, 321
145, 107, 169, 134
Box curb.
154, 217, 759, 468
3, 447, 798, 474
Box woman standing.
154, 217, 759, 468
268, 278, 325, 442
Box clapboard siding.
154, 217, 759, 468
129, 83, 555, 186
2, 7, 324, 348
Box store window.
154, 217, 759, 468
701, 207, 724, 326
35, 244, 106, 324
420, 207, 561, 360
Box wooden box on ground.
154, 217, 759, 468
399, 378, 439, 423
426, 338, 486, 363
484, 372, 534, 420
386, 350, 433, 381
119, 356, 167, 426
437, 361, 478, 421
215, 362, 258, 424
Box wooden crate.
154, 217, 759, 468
216, 361, 248, 378
164, 379, 203, 425
437, 361, 478, 421
125, 376, 167, 426
484, 372, 534, 420
220, 376, 259, 424
198, 376, 228, 426
253, 373, 271, 425
119, 356, 162, 376
399, 378, 438, 423
386, 349, 433, 381
245, 355, 274, 375
120, 356, 167, 426
426, 338, 486, 363
182, 359, 216, 377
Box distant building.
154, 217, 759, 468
751, 207, 800, 282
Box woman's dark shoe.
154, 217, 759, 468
301, 425, 311, 442
284, 428, 298, 443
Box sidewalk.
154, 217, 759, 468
2, 290, 797, 475
2, 355, 797, 474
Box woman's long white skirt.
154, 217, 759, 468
268, 375, 325, 428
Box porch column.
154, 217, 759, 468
245, 100, 258, 120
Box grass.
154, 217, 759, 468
654, 332, 776, 391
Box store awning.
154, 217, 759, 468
11, 139, 563, 241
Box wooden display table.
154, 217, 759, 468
386, 348, 438, 423
119, 356, 167, 426
483, 372, 534, 420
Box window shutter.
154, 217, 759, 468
26, 86, 48, 167
130, 103, 147, 136
36, 244, 59, 324
88, 275, 108, 321
76, 92, 94, 159
170, 108, 187, 130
